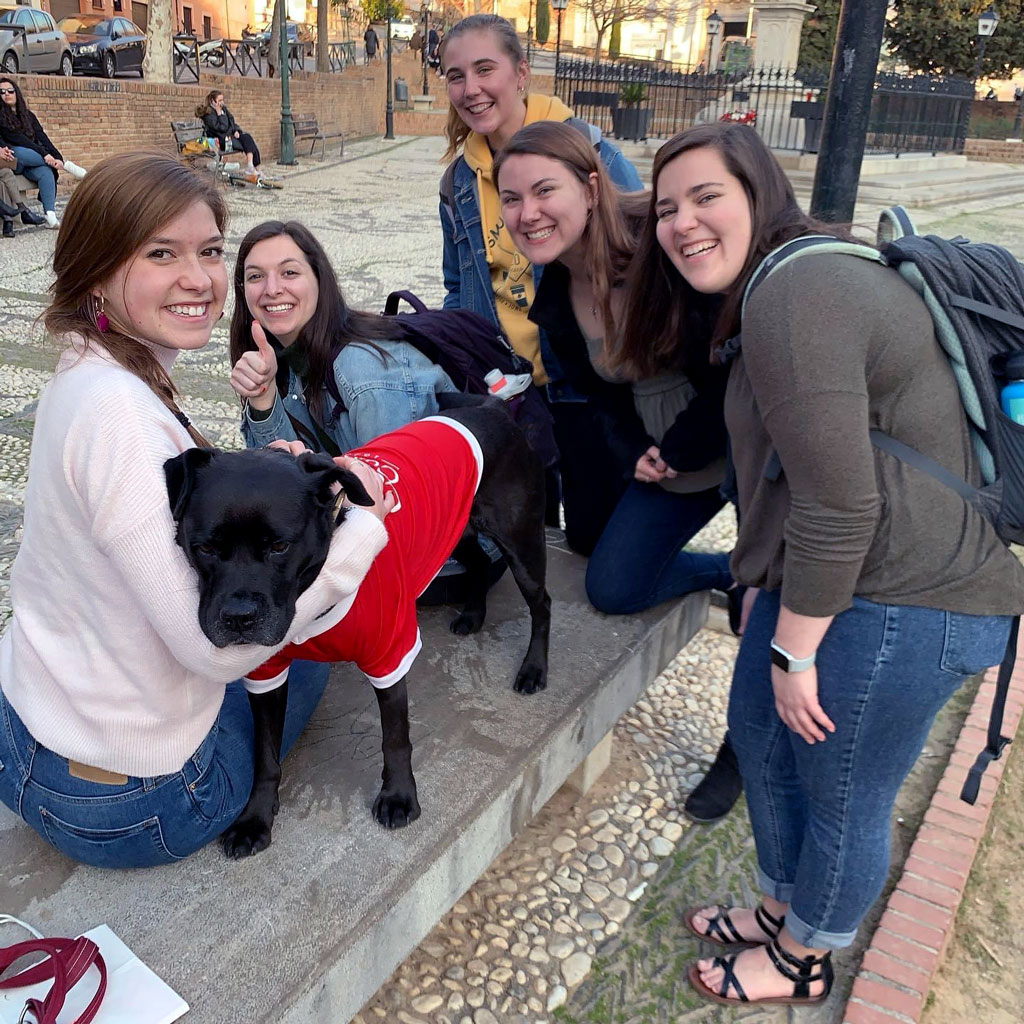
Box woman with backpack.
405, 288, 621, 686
228, 220, 456, 455
624, 121, 1024, 1006
437, 14, 643, 548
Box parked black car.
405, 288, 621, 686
58, 14, 145, 78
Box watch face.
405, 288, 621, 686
770, 646, 789, 671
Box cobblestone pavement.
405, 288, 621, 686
0, 139, 1020, 1023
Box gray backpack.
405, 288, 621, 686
744, 206, 1024, 805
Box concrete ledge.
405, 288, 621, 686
0, 534, 707, 1024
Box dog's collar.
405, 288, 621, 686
332, 489, 347, 525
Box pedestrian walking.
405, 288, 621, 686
363, 24, 379, 63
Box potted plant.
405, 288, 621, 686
611, 82, 651, 141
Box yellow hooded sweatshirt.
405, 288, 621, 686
462, 92, 576, 384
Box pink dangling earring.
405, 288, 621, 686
95, 294, 109, 333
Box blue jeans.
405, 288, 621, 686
0, 660, 329, 869
729, 589, 1012, 948
11, 146, 56, 212
585, 482, 732, 614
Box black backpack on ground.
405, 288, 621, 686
743, 206, 1024, 805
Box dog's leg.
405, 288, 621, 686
371, 677, 421, 828
221, 684, 288, 858
449, 532, 493, 635
489, 525, 551, 695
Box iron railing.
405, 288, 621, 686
171, 35, 357, 80
556, 58, 974, 156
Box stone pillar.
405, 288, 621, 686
752, 0, 815, 68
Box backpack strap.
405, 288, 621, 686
877, 205, 918, 245
384, 290, 431, 316
741, 235, 885, 321
961, 617, 1018, 805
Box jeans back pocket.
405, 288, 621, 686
940, 612, 1014, 678
40, 807, 185, 869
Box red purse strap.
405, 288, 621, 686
0, 937, 107, 1024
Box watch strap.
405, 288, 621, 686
770, 639, 816, 673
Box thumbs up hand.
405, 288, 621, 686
230, 319, 279, 411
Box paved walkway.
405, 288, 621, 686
1, 138, 1023, 1023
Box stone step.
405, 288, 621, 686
0, 535, 708, 1024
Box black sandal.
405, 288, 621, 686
687, 936, 834, 1006
682, 903, 784, 947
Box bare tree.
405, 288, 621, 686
142, 0, 174, 83
577, 0, 666, 63
267, 0, 281, 77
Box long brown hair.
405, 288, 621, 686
493, 120, 647, 348
618, 122, 855, 376
230, 221, 405, 425
45, 150, 227, 448
195, 89, 221, 119
439, 14, 526, 162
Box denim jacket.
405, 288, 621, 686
242, 338, 456, 454
439, 122, 643, 397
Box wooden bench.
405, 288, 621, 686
170, 118, 220, 171
293, 114, 345, 161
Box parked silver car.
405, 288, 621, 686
0, 5, 73, 76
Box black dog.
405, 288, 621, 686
165, 398, 550, 857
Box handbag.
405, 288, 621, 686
0, 936, 107, 1024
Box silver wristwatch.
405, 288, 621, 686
770, 639, 817, 673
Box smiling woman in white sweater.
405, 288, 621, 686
0, 151, 391, 869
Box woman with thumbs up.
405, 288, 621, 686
230, 220, 456, 455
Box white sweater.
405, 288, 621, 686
0, 341, 388, 777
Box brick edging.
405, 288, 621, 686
844, 632, 1024, 1023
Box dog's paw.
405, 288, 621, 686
221, 816, 273, 859
372, 787, 421, 829
450, 608, 485, 635
514, 662, 548, 695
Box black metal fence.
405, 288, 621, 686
172, 35, 359, 81
555, 58, 973, 156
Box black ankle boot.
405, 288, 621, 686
20, 207, 46, 227
684, 733, 742, 824
2, 219, 12, 238
0, 199, 17, 219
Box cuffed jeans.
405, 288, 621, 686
586, 481, 732, 614
11, 146, 56, 212
729, 589, 1012, 948
0, 660, 329, 869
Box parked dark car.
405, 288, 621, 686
0, 6, 73, 76
58, 14, 145, 78
255, 21, 314, 58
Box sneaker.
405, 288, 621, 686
62, 160, 87, 179
45, 210, 59, 229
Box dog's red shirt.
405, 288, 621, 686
244, 417, 483, 692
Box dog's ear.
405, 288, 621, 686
296, 451, 375, 509
164, 448, 217, 521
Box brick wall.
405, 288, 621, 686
964, 138, 1024, 163
13, 51, 432, 170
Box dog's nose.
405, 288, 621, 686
219, 596, 261, 635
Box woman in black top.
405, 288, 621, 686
0, 77, 87, 228
197, 90, 262, 175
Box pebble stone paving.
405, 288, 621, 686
0, 136, 1019, 1024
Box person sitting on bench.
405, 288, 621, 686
197, 90, 262, 177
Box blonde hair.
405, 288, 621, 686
440, 14, 526, 162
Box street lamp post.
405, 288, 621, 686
526, 0, 533, 65
972, 5, 999, 87
705, 8, 722, 71
385, 6, 395, 138
551, 0, 568, 78
278, 0, 296, 165
1013, 87, 1024, 140
421, 0, 432, 96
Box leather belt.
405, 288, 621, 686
67, 760, 128, 786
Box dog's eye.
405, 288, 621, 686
194, 543, 216, 557
269, 541, 290, 554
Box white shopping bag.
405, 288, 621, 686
0, 925, 188, 1024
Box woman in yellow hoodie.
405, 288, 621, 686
438, 13, 643, 552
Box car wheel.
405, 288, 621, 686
102, 51, 115, 78
1, 51, 17, 74
60, 52, 73, 77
